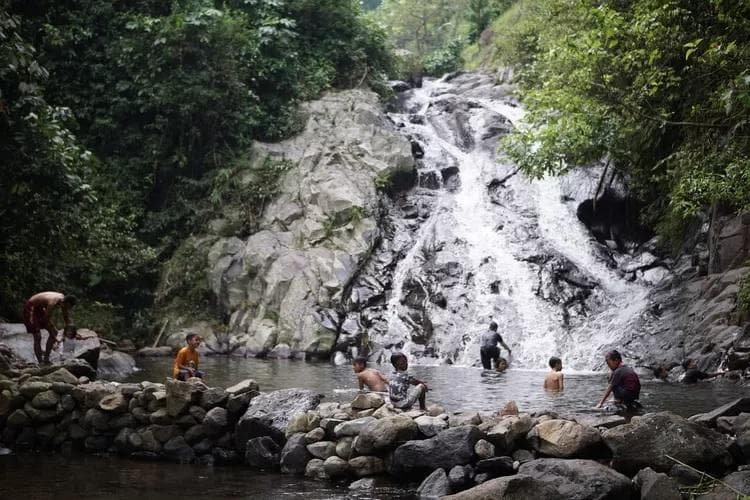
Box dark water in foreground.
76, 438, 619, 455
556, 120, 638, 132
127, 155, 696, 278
1, 357, 748, 499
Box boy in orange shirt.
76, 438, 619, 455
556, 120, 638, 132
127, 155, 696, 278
173, 333, 205, 381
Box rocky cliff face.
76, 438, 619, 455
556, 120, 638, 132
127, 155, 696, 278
158, 89, 414, 358
623, 210, 750, 375
156, 75, 749, 373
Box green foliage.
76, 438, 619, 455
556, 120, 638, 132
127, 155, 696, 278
0, 9, 155, 324
374, 0, 466, 76
209, 155, 293, 237
739, 274, 750, 316
466, 0, 513, 43
1, 0, 393, 338
424, 37, 466, 76
495, 0, 750, 243
374, 171, 394, 191
154, 236, 217, 322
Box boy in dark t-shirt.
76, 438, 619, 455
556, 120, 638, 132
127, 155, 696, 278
597, 350, 641, 409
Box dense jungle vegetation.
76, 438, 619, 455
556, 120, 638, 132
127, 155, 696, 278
2, 0, 748, 340
375, 0, 749, 249
0, 0, 391, 336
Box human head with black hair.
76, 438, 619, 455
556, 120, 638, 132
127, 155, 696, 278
352, 356, 368, 373
489, 321, 498, 331
549, 356, 562, 371
62, 295, 77, 307
185, 333, 202, 350
390, 351, 408, 371
605, 350, 623, 370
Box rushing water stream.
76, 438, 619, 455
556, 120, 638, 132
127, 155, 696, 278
369, 75, 653, 370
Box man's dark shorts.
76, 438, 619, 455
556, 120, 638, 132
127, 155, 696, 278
480, 346, 500, 370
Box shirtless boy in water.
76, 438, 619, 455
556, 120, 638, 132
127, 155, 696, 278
543, 356, 564, 391
352, 357, 388, 392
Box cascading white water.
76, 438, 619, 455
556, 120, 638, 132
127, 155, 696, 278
378, 76, 650, 370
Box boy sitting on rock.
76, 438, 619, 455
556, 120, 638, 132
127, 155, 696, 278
388, 352, 428, 411
173, 333, 205, 381
352, 356, 388, 392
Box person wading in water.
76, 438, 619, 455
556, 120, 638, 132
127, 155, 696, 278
479, 320, 512, 370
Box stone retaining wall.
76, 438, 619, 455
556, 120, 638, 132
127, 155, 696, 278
3, 369, 750, 498
0, 370, 260, 465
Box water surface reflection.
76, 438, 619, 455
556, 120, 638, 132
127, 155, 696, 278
132, 357, 748, 417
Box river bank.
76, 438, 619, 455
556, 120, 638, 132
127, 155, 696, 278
2, 363, 750, 498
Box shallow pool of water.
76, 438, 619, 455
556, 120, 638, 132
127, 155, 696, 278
2, 358, 747, 499
131, 356, 749, 418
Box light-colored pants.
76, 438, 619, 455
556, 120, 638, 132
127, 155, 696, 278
392, 384, 426, 410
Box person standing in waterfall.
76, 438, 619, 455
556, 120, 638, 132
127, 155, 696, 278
597, 350, 641, 410
479, 320, 512, 370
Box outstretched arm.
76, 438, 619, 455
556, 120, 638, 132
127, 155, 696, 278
500, 340, 512, 356
598, 384, 613, 407
62, 304, 72, 328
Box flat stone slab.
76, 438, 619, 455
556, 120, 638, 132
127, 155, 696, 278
576, 415, 627, 429
690, 398, 750, 427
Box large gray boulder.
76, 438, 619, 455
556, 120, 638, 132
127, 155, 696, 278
443, 475, 559, 499
526, 419, 605, 458
96, 350, 137, 380
235, 388, 320, 448
354, 415, 419, 455
390, 426, 484, 478
602, 412, 734, 475
0, 324, 101, 368
485, 415, 534, 454
518, 459, 634, 499
157, 88, 415, 358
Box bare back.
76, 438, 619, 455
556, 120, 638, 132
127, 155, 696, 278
357, 368, 388, 392
543, 371, 564, 391
28, 291, 65, 308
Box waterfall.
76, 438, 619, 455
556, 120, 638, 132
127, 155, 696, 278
369, 74, 653, 371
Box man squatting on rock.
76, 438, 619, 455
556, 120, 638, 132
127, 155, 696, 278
479, 320, 512, 370
22, 291, 77, 365
173, 333, 205, 381
388, 352, 428, 411
598, 349, 641, 409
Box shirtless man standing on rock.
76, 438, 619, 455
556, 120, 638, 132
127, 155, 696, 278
22, 291, 77, 365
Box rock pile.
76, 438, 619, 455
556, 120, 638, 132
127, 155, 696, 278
0, 368, 262, 465
280, 396, 750, 499
3, 372, 750, 498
